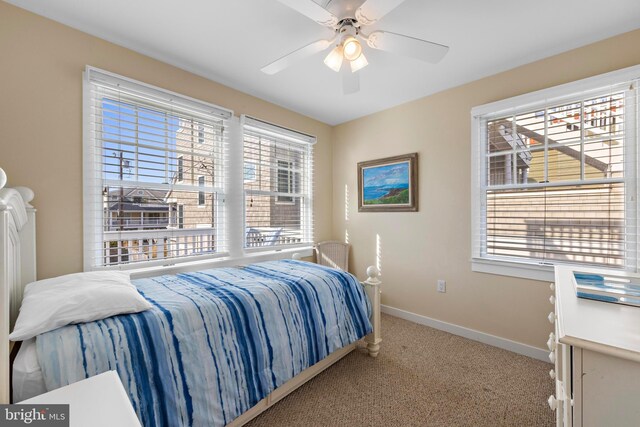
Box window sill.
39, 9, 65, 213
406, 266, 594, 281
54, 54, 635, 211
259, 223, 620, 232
112, 246, 314, 279
471, 257, 555, 282
244, 243, 311, 254
472, 257, 629, 282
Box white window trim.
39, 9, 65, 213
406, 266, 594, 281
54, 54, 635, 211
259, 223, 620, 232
129, 246, 314, 279
471, 64, 640, 281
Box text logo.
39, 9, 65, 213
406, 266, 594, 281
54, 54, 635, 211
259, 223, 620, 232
0, 405, 68, 427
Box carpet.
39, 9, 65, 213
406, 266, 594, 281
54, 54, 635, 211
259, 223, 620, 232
246, 313, 554, 426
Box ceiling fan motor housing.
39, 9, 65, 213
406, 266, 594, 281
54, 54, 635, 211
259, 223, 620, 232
336, 18, 360, 34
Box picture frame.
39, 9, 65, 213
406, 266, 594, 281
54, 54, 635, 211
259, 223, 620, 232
357, 153, 418, 212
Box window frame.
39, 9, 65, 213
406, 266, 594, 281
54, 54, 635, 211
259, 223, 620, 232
471, 65, 640, 281
83, 67, 315, 272
241, 115, 315, 253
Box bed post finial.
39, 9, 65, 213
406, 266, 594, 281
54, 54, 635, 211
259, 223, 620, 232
0, 168, 6, 190
14, 187, 35, 208
366, 266, 380, 284
364, 265, 382, 357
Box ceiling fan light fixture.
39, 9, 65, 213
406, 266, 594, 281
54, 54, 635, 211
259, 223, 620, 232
350, 53, 368, 72
324, 45, 344, 72
342, 36, 362, 61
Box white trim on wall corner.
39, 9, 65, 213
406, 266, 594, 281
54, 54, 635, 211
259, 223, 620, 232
381, 304, 549, 363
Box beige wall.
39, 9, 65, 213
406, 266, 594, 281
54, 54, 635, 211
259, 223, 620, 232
0, 2, 333, 279
332, 29, 640, 349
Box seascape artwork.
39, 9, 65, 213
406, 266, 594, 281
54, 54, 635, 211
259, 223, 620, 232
358, 153, 418, 212
362, 161, 410, 205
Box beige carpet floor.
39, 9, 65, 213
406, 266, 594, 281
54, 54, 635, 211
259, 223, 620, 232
246, 314, 554, 427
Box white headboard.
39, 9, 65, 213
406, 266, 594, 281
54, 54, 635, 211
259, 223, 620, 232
0, 167, 36, 403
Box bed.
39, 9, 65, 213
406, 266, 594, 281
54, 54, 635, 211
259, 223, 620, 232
0, 167, 382, 426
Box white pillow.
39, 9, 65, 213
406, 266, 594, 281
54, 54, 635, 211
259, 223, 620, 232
9, 271, 152, 341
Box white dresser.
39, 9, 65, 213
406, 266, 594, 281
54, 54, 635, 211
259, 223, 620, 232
549, 266, 640, 426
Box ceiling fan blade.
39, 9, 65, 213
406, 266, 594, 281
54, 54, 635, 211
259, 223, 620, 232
261, 39, 333, 75
343, 71, 360, 95
365, 31, 449, 63
355, 0, 407, 25
276, 0, 338, 27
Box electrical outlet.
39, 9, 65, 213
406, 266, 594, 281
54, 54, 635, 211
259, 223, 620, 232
437, 279, 446, 293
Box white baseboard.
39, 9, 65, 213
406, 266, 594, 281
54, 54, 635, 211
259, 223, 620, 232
381, 304, 549, 363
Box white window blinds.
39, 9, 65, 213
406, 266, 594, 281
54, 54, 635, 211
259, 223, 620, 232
473, 71, 639, 272
241, 116, 315, 251
84, 67, 232, 269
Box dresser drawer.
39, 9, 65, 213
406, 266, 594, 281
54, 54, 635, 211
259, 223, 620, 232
550, 266, 640, 426
580, 349, 640, 426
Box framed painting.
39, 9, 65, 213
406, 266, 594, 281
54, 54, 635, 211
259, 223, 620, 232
357, 153, 418, 212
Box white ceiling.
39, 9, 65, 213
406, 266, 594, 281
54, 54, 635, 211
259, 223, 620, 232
6, 0, 640, 125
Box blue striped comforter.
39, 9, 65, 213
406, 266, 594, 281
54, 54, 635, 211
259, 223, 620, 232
35, 260, 372, 426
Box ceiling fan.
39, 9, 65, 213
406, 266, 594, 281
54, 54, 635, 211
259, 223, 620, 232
261, 0, 449, 94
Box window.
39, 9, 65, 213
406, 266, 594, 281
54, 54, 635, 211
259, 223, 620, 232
198, 175, 205, 206
83, 68, 315, 270
197, 125, 205, 144
243, 162, 257, 183
471, 66, 639, 280
276, 160, 295, 204
177, 204, 184, 229
83, 67, 231, 269
242, 116, 314, 250
177, 156, 184, 182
